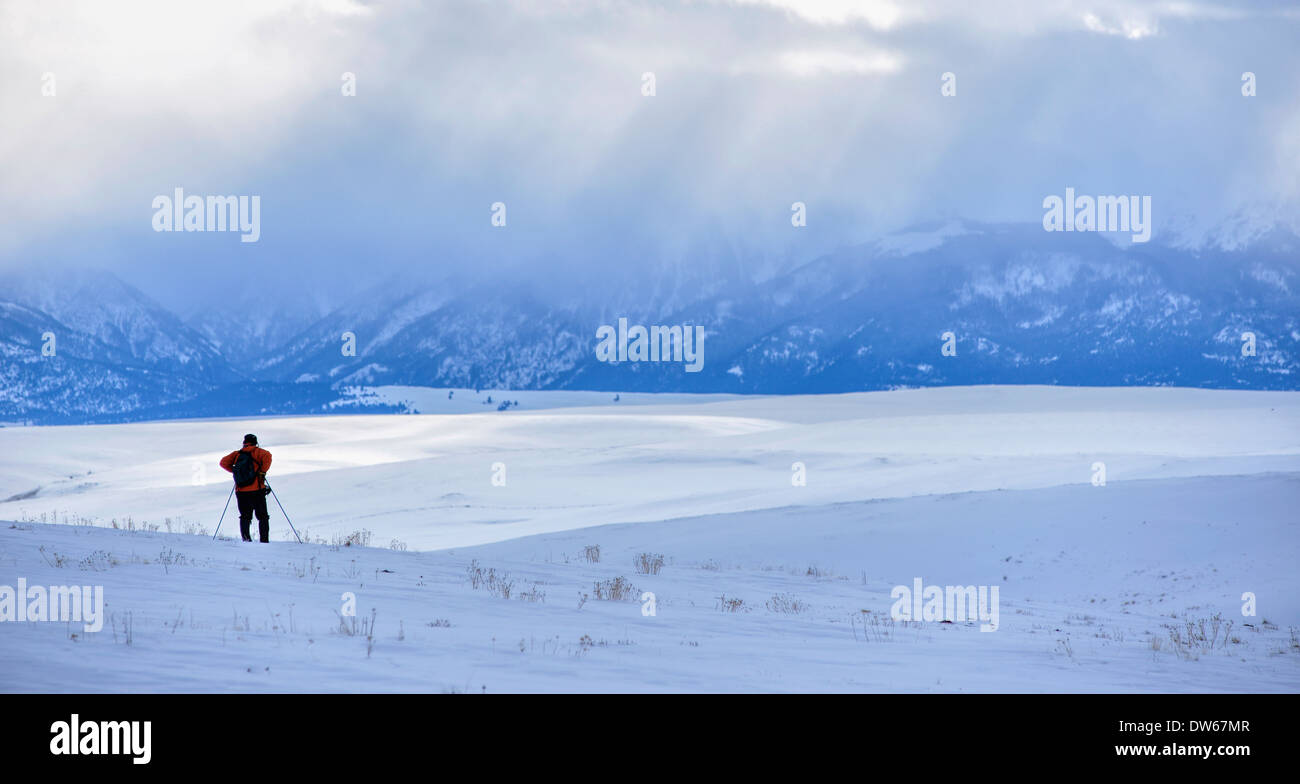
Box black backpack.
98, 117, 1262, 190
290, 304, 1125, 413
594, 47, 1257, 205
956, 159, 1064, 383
232, 449, 260, 487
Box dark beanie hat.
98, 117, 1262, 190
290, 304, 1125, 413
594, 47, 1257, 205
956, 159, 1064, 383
243, 434, 258, 445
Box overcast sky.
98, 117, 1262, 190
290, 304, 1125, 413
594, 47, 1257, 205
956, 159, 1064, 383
2, 0, 1297, 311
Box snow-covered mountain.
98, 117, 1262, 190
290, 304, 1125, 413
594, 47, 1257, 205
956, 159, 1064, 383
0, 268, 240, 422
656, 221, 1300, 393
184, 285, 340, 367
255, 221, 1300, 394
0, 267, 236, 382
2, 222, 1297, 423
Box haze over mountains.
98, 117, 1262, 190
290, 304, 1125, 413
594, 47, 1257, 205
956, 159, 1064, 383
2, 221, 1297, 424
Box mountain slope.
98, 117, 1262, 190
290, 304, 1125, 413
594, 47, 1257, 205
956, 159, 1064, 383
0, 268, 240, 422
253, 222, 1300, 395
2, 222, 1297, 423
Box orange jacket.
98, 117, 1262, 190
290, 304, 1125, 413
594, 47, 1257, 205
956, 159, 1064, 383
220, 445, 273, 492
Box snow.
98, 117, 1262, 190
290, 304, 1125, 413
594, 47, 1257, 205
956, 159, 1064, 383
1, 385, 1297, 692
873, 220, 973, 256
335, 385, 741, 416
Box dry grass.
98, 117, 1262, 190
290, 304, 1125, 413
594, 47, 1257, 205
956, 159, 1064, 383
333, 529, 373, 548
466, 559, 515, 599
716, 594, 747, 613
633, 552, 664, 575
765, 593, 808, 614
1163, 613, 1233, 661
593, 576, 637, 601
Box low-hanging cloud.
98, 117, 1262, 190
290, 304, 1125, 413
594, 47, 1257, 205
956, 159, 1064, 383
1, 0, 1296, 308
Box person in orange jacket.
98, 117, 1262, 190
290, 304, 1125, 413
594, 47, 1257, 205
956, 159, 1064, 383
219, 434, 274, 543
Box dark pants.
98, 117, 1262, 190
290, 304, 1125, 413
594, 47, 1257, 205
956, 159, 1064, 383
236, 489, 270, 542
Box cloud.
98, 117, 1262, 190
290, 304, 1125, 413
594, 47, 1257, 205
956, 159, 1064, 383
0, 0, 1296, 308
1081, 11, 1159, 38
0, 0, 374, 250
730, 0, 907, 29
775, 49, 903, 76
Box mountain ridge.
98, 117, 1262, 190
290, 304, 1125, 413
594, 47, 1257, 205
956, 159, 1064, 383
2, 221, 1296, 423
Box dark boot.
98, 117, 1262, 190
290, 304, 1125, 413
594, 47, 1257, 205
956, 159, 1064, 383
255, 489, 271, 543
236, 490, 256, 541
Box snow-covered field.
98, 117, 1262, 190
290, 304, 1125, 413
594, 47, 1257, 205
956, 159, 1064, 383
1, 385, 1298, 692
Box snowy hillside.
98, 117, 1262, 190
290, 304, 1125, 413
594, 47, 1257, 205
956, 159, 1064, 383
1, 386, 1297, 692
